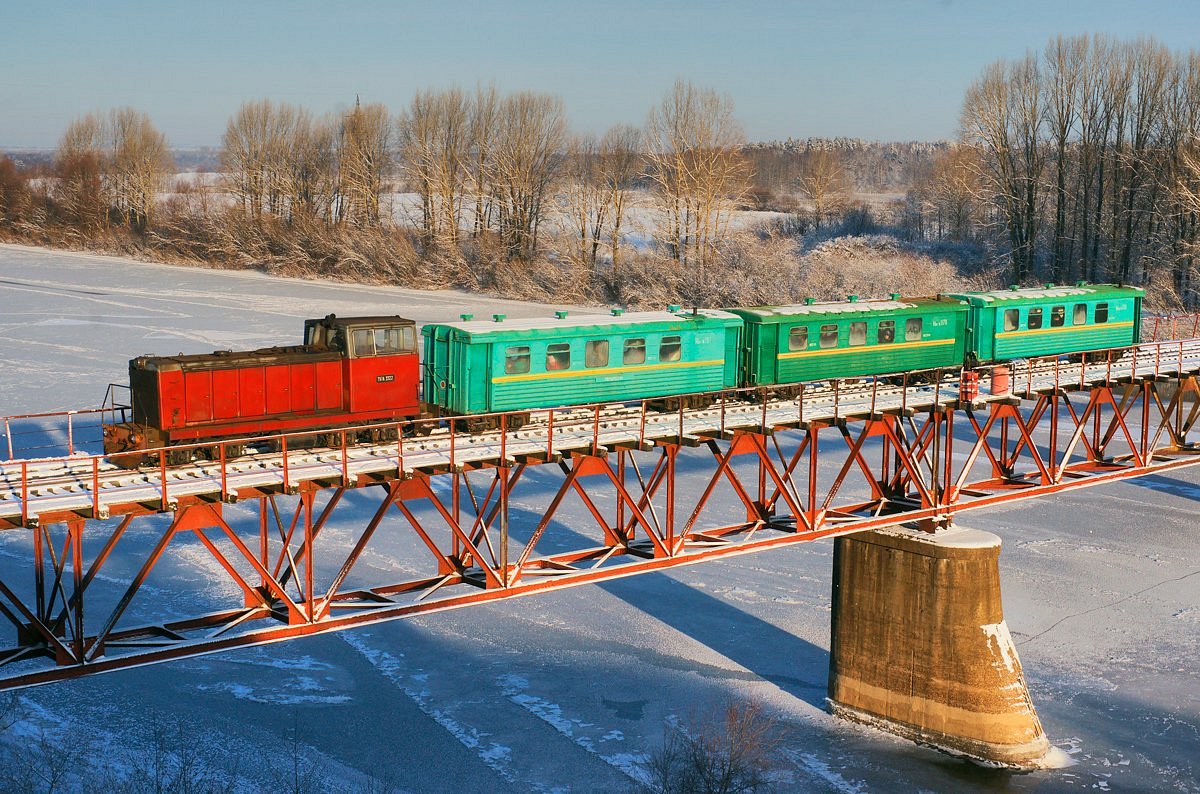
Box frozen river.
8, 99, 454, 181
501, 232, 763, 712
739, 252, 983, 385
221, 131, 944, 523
0, 243, 1196, 792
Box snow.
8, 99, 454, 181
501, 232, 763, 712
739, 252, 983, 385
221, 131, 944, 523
980, 621, 1019, 673
0, 243, 1197, 791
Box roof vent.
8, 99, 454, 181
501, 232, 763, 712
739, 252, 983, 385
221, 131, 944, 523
555, 310, 569, 319
611, 308, 625, 316
667, 304, 682, 312
890, 293, 901, 300
847, 295, 859, 303
1044, 283, 1055, 289
804, 297, 816, 305
460, 313, 474, 321
1076, 280, 1088, 287
492, 314, 506, 323
1009, 284, 1020, 291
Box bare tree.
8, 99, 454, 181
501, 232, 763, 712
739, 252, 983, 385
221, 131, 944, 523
1044, 35, 1086, 280
491, 91, 566, 260
960, 54, 1046, 282
54, 112, 108, 232
400, 88, 470, 247
646, 80, 749, 267
564, 134, 613, 270
467, 83, 500, 239
640, 701, 779, 794
599, 123, 643, 272
796, 148, 849, 229
0, 156, 30, 225
107, 107, 173, 232
336, 99, 393, 227
284, 110, 337, 222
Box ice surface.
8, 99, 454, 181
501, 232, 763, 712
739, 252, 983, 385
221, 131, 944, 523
0, 244, 1196, 792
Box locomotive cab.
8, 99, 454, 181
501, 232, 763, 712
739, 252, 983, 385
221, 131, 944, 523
306, 315, 420, 414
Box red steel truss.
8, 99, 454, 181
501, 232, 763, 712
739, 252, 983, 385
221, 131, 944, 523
0, 339, 1198, 689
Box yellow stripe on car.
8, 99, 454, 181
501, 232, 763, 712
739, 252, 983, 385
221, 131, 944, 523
996, 320, 1134, 339
777, 338, 956, 360
493, 358, 725, 384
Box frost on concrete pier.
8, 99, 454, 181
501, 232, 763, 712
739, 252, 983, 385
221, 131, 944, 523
828, 525, 1050, 769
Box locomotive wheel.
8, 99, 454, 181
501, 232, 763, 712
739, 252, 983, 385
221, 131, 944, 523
166, 448, 192, 467
404, 421, 435, 437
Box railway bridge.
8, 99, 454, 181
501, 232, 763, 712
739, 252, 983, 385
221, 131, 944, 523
1, 320, 1198, 768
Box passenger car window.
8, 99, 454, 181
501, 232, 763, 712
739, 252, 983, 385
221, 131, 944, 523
878, 320, 895, 344
546, 342, 571, 371
1074, 303, 1088, 325
585, 339, 609, 368
1003, 309, 1019, 332
1028, 308, 1043, 330
788, 326, 809, 351
1095, 303, 1109, 323
905, 317, 923, 342
660, 335, 682, 362
505, 345, 530, 375
623, 338, 646, 365
819, 324, 838, 349
352, 329, 375, 357
1050, 306, 1065, 327
849, 322, 867, 346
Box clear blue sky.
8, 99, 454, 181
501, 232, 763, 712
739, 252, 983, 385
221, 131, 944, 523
3, 0, 1199, 148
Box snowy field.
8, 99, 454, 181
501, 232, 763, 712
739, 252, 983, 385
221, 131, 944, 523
0, 243, 1196, 792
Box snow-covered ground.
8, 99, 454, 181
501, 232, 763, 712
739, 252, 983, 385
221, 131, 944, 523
0, 243, 1196, 792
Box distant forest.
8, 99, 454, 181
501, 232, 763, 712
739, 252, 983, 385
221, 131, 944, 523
1, 34, 1198, 308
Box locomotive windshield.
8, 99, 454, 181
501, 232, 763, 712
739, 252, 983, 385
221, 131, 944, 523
350, 325, 417, 357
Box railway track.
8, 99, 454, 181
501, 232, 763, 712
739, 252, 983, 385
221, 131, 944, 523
2, 339, 1200, 527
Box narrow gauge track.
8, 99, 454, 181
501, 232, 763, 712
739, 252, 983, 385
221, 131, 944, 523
3, 338, 1200, 528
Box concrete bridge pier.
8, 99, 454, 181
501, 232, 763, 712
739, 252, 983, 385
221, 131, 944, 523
827, 525, 1050, 769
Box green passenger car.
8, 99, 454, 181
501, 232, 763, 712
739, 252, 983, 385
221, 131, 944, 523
729, 297, 969, 386
421, 309, 743, 415
948, 284, 1143, 363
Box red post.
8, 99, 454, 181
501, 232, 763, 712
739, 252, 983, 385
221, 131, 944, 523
92, 457, 100, 516
281, 434, 290, 491
20, 460, 28, 527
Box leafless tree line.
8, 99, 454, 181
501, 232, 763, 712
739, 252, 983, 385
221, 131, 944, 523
214, 80, 747, 267
916, 34, 1200, 303
54, 108, 174, 233
220, 97, 393, 227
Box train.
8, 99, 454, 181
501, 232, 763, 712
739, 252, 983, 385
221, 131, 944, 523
101, 283, 1143, 465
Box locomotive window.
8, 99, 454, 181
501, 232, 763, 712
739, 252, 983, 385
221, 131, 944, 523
585, 339, 609, 368
1050, 306, 1065, 327
1028, 308, 1043, 330
905, 317, 923, 342
505, 346, 530, 375
623, 338, 646, 365
1003, 309, 1019, 332
402, 326, 416, 351
878, 320, 895, 344
547, 342, 571, 371
352, 329, 375, 357
660, 336, 682, 362
819, 324, 839, 349
849, 322, 867, 346
1095, 302, 1109, 323
1074, 303, 1088, 325
788, 326, 809, 351
374, 327, 405, 355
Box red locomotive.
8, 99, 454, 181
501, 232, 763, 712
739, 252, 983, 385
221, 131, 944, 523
103, 315, 421, 465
